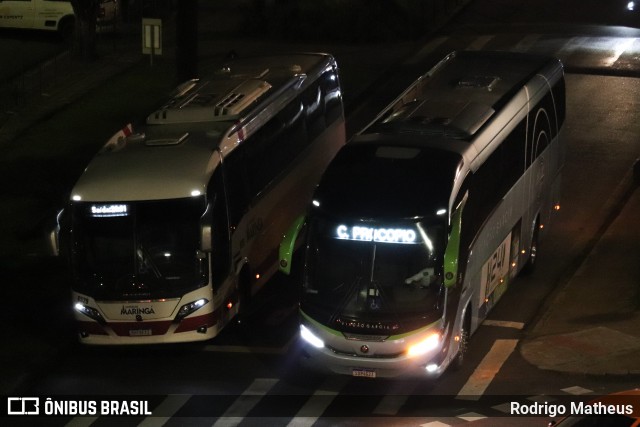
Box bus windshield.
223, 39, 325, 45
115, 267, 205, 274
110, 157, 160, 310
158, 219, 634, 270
302, 218, 446, 333
71, 197, 208, 300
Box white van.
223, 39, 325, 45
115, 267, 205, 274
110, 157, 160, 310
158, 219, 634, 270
0, 0, 118, 36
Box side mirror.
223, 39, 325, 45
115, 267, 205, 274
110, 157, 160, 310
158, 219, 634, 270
444, 194, 467, 288
278, 215, 306, 275
200, 202, 213, 252
45, 208, 65, 257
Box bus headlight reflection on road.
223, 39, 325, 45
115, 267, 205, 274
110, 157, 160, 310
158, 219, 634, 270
301, 324, 325, 348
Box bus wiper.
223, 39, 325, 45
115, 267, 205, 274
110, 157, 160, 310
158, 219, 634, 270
136, 244, 162, 279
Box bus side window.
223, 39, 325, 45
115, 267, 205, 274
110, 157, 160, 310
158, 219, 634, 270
528, 90, 557, 165
223, 148, 251, 227
322, 69, 342, 126
302, 80, 326, 140
501, 119, 527, 195
208, 167, 231, 288
552, 77, 566, 130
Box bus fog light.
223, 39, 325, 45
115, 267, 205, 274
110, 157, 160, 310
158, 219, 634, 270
175, 298, 209, 322
426, 363, 438, 373
407, 332, 441, 357
74, 302, 106, 325
300, 324, 324, 348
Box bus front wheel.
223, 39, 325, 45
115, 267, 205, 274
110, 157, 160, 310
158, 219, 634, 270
451, 310, 470, 371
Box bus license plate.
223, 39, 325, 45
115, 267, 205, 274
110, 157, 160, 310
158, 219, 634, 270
352, 368, 376, 378
129, 329, 152, 336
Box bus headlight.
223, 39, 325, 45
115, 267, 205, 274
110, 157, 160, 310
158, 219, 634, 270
174, 298, 208, 322
407, 332, 441, 357
74, 302, 106, 325
300, 324, 325, 348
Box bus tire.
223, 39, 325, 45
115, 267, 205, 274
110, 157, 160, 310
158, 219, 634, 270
520, 220, 540, 276
451, 309, 470, 371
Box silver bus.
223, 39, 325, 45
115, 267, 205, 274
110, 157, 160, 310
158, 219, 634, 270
279, 50, 565, 377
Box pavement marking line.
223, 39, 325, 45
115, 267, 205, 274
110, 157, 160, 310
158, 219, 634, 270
65, 417, 98, 427
482, 319, 525, 330
467, 35, 495, 51
510, 34, 542, 53
286, 376, 348, 427
561, 386, 593, 395
213, 378, 279, 427
603, 37, 636, 67
458, 412, 487, 421
456, 339, 519, 401
554, 36, 582, 57
202, 335, 297, 355
137, 394, 191, 427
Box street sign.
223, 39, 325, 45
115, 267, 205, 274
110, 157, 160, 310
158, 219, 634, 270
142, 18, 162, 63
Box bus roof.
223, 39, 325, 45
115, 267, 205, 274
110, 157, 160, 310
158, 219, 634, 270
71, 53, 335, 202
364, 50, 562, 142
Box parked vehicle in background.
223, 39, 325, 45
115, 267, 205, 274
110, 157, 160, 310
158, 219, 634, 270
0, 0, 119, 37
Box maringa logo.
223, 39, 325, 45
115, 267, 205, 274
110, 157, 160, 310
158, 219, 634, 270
120, 306, 155, 316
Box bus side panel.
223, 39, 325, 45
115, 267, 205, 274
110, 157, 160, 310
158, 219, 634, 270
241, 118, 345, 294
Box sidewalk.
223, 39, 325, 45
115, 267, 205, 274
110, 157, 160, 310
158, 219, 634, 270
521, 171, 640, 375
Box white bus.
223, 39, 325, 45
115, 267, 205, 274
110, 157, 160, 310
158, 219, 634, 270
57, 53, 345, 344
0, 0, 118, 36
279, 50, 565, 378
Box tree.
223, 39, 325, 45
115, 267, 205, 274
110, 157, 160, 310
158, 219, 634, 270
69, 0, 100, 60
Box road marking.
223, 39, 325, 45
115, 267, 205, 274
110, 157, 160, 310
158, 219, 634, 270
213, 378, 278, 426
467, 35, 494, 51
510, 34, 541, 52
603, 37, 636, 67
286, 376, 348, 427
554, 36, 582, 57
456, 339, 519, 400
482, 319, 525, 330
562, 386, 593, 395
458, 412, 487, 421
138, 394, 191, 427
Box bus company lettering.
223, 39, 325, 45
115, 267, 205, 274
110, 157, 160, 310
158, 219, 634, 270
120, 305, 155, 316
336, 225, 417, 244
